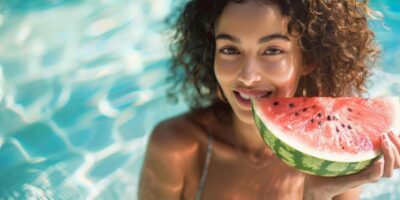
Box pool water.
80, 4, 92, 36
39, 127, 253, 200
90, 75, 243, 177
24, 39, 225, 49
0, 0, 399, 199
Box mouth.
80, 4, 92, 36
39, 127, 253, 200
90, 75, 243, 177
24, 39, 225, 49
233, 90, 273, 108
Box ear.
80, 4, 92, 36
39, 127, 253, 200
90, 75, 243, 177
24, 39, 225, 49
300, 53, 316, 76
301, 63, 316, 76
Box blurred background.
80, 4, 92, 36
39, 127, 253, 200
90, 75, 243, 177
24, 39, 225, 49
0, 0, 399, 199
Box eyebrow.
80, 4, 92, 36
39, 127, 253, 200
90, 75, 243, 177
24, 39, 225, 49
215, 33, 290, 44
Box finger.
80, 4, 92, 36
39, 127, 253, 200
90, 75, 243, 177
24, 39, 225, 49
331, 160, 383, 190
388, 131, 400, 168
355, 160, 384, 184
392, 147, 400, 169
381, 133, 395, 177
388, 131, 400, 149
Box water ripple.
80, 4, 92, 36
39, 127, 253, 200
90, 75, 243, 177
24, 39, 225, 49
0, 0, 398, 199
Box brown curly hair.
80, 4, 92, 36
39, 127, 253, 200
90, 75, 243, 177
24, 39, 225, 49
167, 0, 380, 110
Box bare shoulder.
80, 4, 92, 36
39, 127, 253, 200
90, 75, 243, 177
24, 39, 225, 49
149, 113, 205, 152
147, 102, 231, 153
139, 108, 213, 199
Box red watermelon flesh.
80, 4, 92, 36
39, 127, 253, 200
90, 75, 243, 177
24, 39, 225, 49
257, 97, 398, 155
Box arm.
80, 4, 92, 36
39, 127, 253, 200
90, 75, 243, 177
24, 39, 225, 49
139, 121, 190, 200
333, 187, 362, 200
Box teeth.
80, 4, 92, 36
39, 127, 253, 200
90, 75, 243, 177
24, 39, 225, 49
237, 91, 272, 100
239, 93, 250, 100
257, 91, 272, 98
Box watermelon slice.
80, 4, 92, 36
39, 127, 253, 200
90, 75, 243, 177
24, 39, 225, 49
251, 97, 400, 176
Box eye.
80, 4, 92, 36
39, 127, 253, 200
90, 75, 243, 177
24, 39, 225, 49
219, 47, 240, 55
264, 47, 284, 56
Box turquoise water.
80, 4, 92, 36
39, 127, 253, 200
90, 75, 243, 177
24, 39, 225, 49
0, 0, 399, 199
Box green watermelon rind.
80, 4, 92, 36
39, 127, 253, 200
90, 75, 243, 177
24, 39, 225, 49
252, 103, 382, 177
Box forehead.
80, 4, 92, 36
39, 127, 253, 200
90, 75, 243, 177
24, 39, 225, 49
215, 1, 289, 36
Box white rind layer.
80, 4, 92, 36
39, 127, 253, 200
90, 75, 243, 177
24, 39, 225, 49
254, 97, 400, 163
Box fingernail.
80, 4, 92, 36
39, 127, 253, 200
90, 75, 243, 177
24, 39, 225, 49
389, 131, 395, 137
382, 134, 389, 148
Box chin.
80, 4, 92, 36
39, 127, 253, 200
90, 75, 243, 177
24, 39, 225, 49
234, 108, 256, 125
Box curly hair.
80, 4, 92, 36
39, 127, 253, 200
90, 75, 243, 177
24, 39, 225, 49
167, 0, 380, 110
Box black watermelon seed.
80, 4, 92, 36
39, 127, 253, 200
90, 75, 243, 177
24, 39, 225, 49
295, 112, 299, 116
341, 124, 345, 128
336, 127, 340, 132
310, 119, 314, 123
318, 122, 322, 126
317, 113, 322, 118
341, 146, 345, 150
289, 103, 295, 108
273, 101, 279, 106
327, 115, 331, 121
348, 108, 352, 112
302, 108, 308, 112
348, 125, 352, 130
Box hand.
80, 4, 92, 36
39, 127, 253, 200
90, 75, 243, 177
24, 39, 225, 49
380, 131, 400, 176
303, 131, 400, 200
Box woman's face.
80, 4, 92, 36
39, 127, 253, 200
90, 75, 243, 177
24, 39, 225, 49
214, 1, 313, 124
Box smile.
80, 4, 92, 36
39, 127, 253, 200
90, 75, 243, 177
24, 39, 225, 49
233, 90, 273, 107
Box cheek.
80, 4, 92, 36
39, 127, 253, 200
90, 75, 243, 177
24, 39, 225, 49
214, 57, 239, 85
263, 58, 300, 81
264, 57, 302, 96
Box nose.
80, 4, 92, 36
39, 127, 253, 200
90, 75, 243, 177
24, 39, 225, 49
238, 58, 262, 86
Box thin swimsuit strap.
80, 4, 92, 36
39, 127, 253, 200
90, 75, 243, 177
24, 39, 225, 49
195, 133, 213, 200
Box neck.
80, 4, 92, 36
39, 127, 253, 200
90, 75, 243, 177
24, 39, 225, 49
232, 113, 272, 155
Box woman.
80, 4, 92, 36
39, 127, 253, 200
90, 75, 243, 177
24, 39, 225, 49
139, 0, 400, 199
